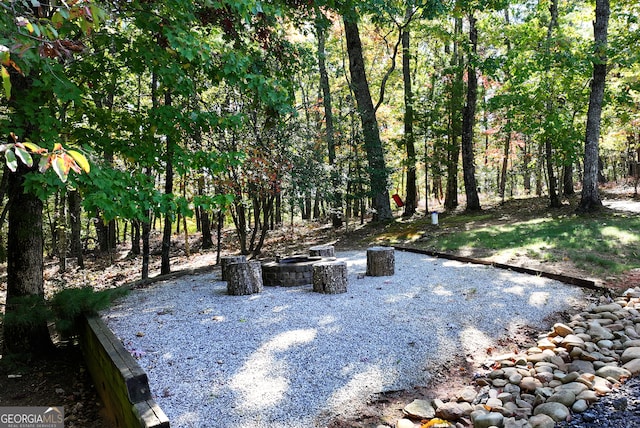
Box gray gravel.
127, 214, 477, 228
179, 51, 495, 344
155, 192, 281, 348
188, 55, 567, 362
102, 250, 585, 428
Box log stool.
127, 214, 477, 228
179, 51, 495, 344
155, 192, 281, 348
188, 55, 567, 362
221, 255, 247, 281
309, 245, 335, 258
226, 260, 263, 296
366, 246, 395, 276
313, 261, 347, 294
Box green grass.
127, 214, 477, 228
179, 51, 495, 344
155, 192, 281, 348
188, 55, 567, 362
417, 212, 640, 277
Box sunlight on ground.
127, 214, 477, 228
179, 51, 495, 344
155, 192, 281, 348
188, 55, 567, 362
230, 329, 317, 411
326, 366, 386, 410
459, 327, 493, 360
601, 226, 638, 244
528, 292, 550, 308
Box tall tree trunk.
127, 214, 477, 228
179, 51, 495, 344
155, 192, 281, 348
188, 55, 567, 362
444, 18, 464, 211
317, 15, 343, 227
402, 7, 417, 217
68, 189, 84, 268
4, 164, 53, 355
499, 8, 512, 203
343, 15, 393, 221
161, 90, 173, 275
57, 189, 67, 272
563, 163, 575, 195
461, 13, 481, 211
579, 0, 609, 212
544, 0, 561, 208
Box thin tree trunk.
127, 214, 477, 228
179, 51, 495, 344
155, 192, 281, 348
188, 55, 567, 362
343, 15, 393, 221
544, 0, 561, 208
68, 189, 84, 268
161, 90, 173, 275
444, 18, 463, 211
579, 0, 609, 212
461, 12, 481, 211
317, 15, 343, 227
402, 7, 417, 217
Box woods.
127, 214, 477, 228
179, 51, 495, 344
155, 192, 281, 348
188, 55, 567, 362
1, 0, 639, 355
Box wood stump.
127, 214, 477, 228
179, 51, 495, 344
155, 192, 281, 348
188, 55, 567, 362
366, 246, 395, 277
221, 255, 247, 281
226, 260, 263, 296
309, 245, 335, 258
313, 261, 347, 294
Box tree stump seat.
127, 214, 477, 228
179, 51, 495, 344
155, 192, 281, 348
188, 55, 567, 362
312, 261, 347, 294
220, 255, 247, 281
366, 246, 395, 277
226, 260, 263, 296
309, 245, 335, 258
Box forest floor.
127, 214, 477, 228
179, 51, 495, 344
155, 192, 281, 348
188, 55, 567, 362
0, 184, 639, 427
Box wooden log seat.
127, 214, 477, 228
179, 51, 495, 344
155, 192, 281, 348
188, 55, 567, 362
309, 245, 336, 258
226, 260, 263, 296
366, 246, 395, 277
220, 255, 247, 281
312, 261, 347, 294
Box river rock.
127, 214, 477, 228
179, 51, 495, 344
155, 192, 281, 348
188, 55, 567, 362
621, 347, 640, 363
533, 402, 570, 422
622, 358, 640, 375
529, 413, 556, 428
546, 390, 576, 407
595, 365, 631, 381
435, 401, 473, 420
403, 399, 435, 419
472, 411, 504, 428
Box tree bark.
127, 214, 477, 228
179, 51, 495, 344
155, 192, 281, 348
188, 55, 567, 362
317, 15, 343, 227
578, 0, 609, 212
544, 0, 561, 208
343, 15, 393, 222
461, 13, 481, 211
401, 8, 417, 217
161, 90, 173, 275
68, 189, 84, 268
4, 164, 53, 355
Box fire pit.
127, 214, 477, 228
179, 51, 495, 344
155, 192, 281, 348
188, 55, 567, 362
262, 255, 327, 286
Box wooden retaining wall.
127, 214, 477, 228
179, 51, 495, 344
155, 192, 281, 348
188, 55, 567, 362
79, 315, 170, 428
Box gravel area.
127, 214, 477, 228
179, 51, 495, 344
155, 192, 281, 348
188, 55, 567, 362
102, 250, 585, 428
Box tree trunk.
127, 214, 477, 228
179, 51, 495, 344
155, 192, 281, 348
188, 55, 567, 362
563, 163, 575, 195
402, 8, 417, 217
317, 15, 343, 228
4, 165, 53, 355
578, 0, 609, 212
161, 91, 173, 275
461, 13, 481, 212
444, 18, 464, 211
544, 0, 562, 208
343, 16, 393, 221
68, 189, 84, 268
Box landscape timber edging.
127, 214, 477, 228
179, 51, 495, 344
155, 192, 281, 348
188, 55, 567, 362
394, 246, 606, 292
79, 314, 170, 428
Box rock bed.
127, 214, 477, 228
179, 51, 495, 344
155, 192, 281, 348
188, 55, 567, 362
393, 286, 640, 428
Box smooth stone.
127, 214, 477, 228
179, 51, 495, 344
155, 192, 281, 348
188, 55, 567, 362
592, 376, 612, 394
403, 399, 436, 419
458, 386, 478, 403
553, 323, 574, 337
587, 323, 615, 341
535, 371, 554, 384
520, 377, 542, 392
577, 390, 599, 403
597, 339, 614, 349
560, 372, 580, 384
546, 390, 576, 407
486, 398, 503, 409
622, 358, 640, 375
529, 413, 556, 428
503, 417, 529, 428
472, 411, 504, 428
497, 392, 514, 404
621, 346, 640, 363
555, 381, 588, 395
595, 365, 631, 381
533, 402, 570, 422
492, 379, 508, 388
592, 303, 623, 313
537, 338, 556, 350
572, 399, 589, 413
396, 419, 417, 428
622, 339, 640, 349
435, 401, 474, 420
508, 373, 523, 384
562, 335, 585, 349
567, 360, 594, 374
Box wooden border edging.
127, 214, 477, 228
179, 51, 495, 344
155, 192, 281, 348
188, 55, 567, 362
79, 315, 170, 428
394, 246, 605, 292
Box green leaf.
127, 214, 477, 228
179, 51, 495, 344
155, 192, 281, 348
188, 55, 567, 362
14, 146, 33, 167
5, 149, 17, 171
